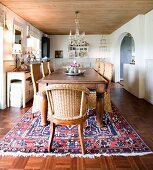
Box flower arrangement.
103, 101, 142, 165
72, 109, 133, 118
67, 60, 80, 73
70, 60, 80, 68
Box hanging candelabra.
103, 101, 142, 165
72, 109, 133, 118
69, 11, 87, 46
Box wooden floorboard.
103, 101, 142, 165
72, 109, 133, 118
0, 83, 153, 169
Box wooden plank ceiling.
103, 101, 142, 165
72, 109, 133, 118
1, 0, 153, 35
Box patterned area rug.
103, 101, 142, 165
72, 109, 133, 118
0, 104, 152, 157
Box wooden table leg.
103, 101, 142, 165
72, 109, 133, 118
96, 92, 104, 127
40, 93, 48, 126
96, 84, 106, 127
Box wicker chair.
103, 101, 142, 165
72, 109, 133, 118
99, 61, 105, 76
41, 61, 49, 77
94, 59, 101, 72
88, 62, 113, 117
41, 61, 54, 77
46, 84, 90, 154
30, 63, 48, 125
48, 60, 54, 74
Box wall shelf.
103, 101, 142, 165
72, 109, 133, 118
68, 45, 89, 58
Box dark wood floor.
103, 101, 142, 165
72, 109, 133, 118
0, 83, 153, 170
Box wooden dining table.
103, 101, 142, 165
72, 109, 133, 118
38, 68, 108, 127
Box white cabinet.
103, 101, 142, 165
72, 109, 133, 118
7, 71, 34, 108
123, 64, 139, 98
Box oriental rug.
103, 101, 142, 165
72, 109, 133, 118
0, 104, 152, 157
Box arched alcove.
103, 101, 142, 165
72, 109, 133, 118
113, 32, 136, 82
113, 32, 128, 82
113, 31, 143, 98
120, 33, 135, 80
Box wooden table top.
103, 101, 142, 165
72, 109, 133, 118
38, 68, 107, 85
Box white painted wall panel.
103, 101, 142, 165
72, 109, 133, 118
145, 59, 153, 104
124, 64, 139, 97
0, 3, 43, 109
144, 10, 153, 59
109, 15, 145, 98
50, 35, 111, 60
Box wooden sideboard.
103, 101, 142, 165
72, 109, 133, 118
7, 71, 33, 108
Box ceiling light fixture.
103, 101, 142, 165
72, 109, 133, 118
69, 11, 87, 46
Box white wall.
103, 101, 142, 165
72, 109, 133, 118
50, 35, 111, 70
110, 15, 145, 98
0, 27, 4, 108
145, 59, 153, 104
0, 4, 43, 109
50, 35, 110, 59
144, 10, 153, 104
123, 64, 139, 97
144, 10, 153, 60
110, 9, 153, 103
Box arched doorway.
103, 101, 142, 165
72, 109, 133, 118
120, 33, 135, 81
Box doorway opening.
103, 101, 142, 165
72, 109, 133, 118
120, 33, 135, 85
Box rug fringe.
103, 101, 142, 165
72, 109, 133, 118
0, 150, 152, 158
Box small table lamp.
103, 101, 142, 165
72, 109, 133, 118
12, 44, 22, 71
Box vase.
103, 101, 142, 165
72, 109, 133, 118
69, 67, 74, 73
73, 67, 78, 73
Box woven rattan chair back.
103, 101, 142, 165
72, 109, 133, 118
46, 84, 89, 120
30, 63, 42, 94
94, 59, 100, 72
30, 63, 48, 124
88, 62, 114, 117
48, 61, 54, 74
103, 62, 113, 82
46, 84, 89, 154
41, 61, 49, 77
99, 61, 105, 76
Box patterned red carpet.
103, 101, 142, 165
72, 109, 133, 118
0, 104, 152, 157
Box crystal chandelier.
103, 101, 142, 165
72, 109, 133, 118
69, 11, 87, 46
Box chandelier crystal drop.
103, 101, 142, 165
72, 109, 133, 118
69, 11, 87, 46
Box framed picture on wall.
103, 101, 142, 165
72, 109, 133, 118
55, 50, 63, 58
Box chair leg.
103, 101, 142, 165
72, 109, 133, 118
40, 94, 48, 126
83, 121, 86, 129
48, 122, 55, 152
32, 112, 34, 118
78, 124, 85, 154
109, 112, 113, 119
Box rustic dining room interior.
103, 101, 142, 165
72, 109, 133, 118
0, 0, 153, 169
